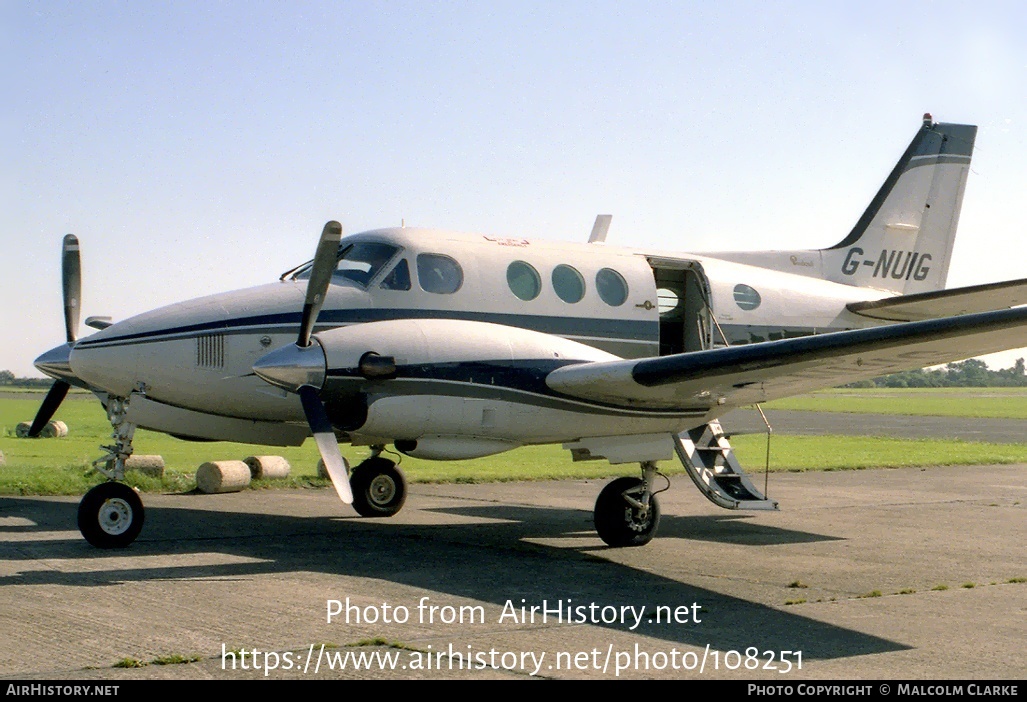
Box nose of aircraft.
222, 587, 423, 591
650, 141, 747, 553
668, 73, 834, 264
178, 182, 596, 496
252, 341, 327, 393
34, 342, 78, 385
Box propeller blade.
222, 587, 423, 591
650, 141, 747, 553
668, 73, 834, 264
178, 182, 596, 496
27, 381, 71, 437
62, 235, 82, 343
298, 221, 343, 348
299, 385, 353, 504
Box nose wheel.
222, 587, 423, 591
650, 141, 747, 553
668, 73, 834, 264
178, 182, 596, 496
349, 457, 407, 517
78, 482, 145, 548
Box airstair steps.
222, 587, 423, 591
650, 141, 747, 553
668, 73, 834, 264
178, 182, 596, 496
674, 420, 778, 511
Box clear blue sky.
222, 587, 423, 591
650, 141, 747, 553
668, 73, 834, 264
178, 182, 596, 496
3, 1, 1026, 376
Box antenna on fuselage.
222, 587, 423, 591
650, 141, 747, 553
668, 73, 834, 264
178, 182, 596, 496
588, 214, 612, 243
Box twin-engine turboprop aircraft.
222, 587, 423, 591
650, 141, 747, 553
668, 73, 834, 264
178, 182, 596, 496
30, 114, 1027, 548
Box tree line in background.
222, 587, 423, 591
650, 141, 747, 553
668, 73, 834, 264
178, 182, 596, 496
0, 371, 52, 388
845, 358, 1027, 388
4, 357, 1027, 390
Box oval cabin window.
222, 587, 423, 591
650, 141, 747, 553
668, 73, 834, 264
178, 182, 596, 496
417, 254, 463, 294
733, 283, 762, 311
552, 265, 585, 303
596, 268, 629, 306
507, 261, 541, 301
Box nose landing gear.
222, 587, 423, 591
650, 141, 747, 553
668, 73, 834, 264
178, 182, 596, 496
79, 396, 144, 548
78, 481, 145, 548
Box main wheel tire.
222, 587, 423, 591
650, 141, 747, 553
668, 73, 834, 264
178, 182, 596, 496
78, 482, 145, 548
594, 476, 660, 547
349, 458, 407, 517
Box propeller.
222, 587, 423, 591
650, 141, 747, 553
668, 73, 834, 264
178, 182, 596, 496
62, 234, 81, 344
28, 235, 81, 437
298, 221, 343, 348
27, 381, 71, 437
270, 221, 353, 503
300, 386, 353, 504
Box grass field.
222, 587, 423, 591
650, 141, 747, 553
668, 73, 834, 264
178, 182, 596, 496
764, 387, 1027, 419
1, 389, 1026, 496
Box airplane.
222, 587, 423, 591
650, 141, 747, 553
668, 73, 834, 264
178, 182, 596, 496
27, 113, 1027, 549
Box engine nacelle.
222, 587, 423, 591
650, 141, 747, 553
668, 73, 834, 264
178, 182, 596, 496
313, 318, 619, 441
316, 318, 616, 372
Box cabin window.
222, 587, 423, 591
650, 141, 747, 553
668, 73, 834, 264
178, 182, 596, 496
596, 268, 629, 306
657, 287, 681, 316
733, 283, 762, 311
379, 259, 411, 291
417, 253, 463, 294
507, 261, 541, 301
552, 264, 585, 303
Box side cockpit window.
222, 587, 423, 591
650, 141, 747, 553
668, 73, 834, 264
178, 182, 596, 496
289, 241, 400, 289
380, 259, 411, 291
333, 242, 399, 287
417, 253, 463, 294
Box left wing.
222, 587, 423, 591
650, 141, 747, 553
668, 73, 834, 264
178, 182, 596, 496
546, 307, 1027, 413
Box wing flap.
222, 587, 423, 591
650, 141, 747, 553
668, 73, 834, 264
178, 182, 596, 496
847, 278, 1027, 322
546, 307, 1027, 412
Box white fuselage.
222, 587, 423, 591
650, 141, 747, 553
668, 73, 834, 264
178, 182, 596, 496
66, 227, 890, 454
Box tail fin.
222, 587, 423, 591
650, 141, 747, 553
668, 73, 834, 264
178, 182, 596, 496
824, 115, 976, 293
706, 115, 976, 295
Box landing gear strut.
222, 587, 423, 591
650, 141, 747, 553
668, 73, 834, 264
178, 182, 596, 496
594, 461, 663, 547
79, 395, 144, 548
349, 448, 407, 517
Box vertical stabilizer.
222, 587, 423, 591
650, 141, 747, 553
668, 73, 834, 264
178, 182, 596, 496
824, 115, 976, 293
705, 115, 976, 295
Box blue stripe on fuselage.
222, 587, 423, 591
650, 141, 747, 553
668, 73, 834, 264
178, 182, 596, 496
74, 308, 657, 349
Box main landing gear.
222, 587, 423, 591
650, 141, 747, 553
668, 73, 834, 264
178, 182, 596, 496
594, 461, 666, 547
79, 396, 145, 548
349, 448, 407, 518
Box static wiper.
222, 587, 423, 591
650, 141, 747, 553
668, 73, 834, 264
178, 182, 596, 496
279, 259, 312, 281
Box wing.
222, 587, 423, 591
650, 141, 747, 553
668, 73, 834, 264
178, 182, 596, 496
546, 307, 1027, 413
847, 278, 1027, 322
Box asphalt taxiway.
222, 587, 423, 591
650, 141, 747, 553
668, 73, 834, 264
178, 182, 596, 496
1, 461, 1024, 680
723, 409, 1027, 444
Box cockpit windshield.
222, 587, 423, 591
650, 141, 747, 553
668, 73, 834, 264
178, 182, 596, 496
284, 242, 401, 288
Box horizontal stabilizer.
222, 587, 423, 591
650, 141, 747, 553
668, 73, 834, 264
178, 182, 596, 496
546, 307, 1027, 413
848, 278, 1027, 321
